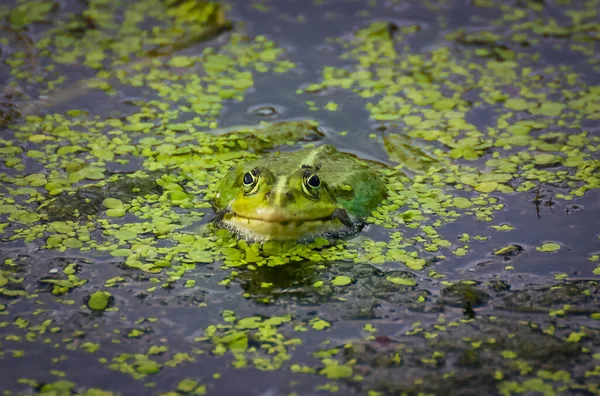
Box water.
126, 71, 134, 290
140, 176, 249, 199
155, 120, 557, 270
0, 0, 599, 394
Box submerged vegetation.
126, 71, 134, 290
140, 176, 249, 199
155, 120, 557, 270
0, 0, 599, 394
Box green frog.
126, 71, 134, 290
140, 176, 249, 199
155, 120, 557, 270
213, 144, 387, 242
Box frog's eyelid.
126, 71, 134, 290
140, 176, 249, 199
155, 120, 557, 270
242, 168, 261, 183
301, 164, 322, 172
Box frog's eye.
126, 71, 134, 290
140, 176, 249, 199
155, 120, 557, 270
307, 174, 320, 188
242, 169, 260, 194
243, 172, 254, 186
302, 173, 321, 196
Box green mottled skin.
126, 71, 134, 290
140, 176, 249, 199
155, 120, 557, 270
213, 144, 387, 241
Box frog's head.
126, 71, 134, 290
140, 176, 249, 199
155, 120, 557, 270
214, 164, 355, 241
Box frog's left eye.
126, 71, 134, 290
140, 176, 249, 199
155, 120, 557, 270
242, 169, 260, 194
243, 172, 254, 186
302, 173, 321, 196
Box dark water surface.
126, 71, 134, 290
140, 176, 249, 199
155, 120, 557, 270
0, 0, 599, 395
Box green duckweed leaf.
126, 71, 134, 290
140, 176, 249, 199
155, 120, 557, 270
88, 291, 112, 311
332, 276, 352, 286
536, 243, 561, 252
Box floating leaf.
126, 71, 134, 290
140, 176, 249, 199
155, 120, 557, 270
539, 102, 565, 117
9, 1, 54, 28
536, 243, 561, 252
475, 181, 498, 193
386, 276, 417, 286
319, 363, 353, 379
88, 291, 112, 310
332, 276, 352, 286
504, 98, 529, 111
533, 153, 561, 166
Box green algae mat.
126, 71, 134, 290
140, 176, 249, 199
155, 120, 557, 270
1, 0, 600, 394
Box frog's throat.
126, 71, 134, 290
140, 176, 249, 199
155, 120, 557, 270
215, 209, 360, 242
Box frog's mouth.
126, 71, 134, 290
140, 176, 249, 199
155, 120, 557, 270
214, 209, 359, 242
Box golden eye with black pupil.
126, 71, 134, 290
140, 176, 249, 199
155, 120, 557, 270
307, 174, 320, 188
243, 172, 254, 186
302, 172, 320, 197
242, 169, 260, 194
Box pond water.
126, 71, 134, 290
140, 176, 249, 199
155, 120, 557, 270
0, 0, 599, 395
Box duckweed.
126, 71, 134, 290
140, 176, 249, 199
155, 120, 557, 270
0, 0, 599, 395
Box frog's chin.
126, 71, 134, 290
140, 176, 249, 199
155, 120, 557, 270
215, 211, 360, 242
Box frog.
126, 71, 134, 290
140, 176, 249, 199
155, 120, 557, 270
213, 144, 387, 242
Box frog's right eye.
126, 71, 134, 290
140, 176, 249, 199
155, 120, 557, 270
243, 172, 254, 186
242, 169, 260, 194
